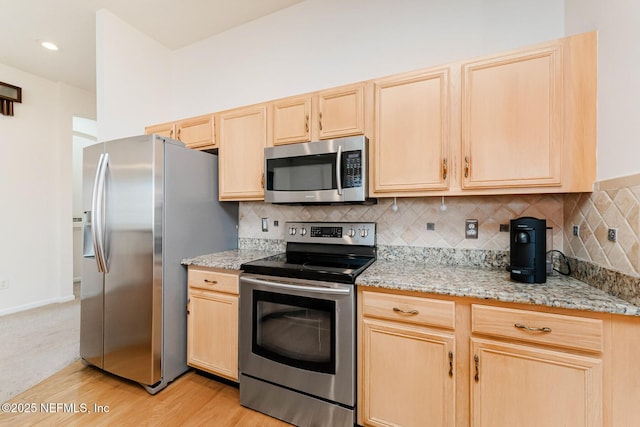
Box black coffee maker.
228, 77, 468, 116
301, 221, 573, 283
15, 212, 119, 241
507, 217, 547, 283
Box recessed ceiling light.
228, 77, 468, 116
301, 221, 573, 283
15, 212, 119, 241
40, 41, 59, 51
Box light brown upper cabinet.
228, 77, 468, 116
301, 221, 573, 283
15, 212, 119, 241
145, 121, 175, 139
461, 45, 563, 189
145, 113, 215, 150
175, 114, 215, 150
272, 95, 312, 145
370, 67, 451, 196
369, 31, 595, 198
216, 104, 269, 201
272, 83, 367, 145
460, 31, 596, 193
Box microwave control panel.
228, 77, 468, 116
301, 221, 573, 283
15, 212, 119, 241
343, 151, 362, 188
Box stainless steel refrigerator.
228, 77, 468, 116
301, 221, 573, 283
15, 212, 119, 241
81, 134, 238, 393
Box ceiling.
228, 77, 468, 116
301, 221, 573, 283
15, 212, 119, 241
0, 0, 303, 93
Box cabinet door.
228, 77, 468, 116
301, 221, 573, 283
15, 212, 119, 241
461, 45, 562, 189
176, 114, 215, 149
372, 68, 450, 196
187, 289, 238, 381
272, 95, 312, 145
361, 318, 455, 427
217, 105, 268, 200
145, 122, 175, 139
470, 338, 602, 427
317, 83, 365, 140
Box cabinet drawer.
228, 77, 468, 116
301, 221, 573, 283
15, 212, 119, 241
471, 304, 603, 353
188, 267, 239, 294
361, 290, 455, 329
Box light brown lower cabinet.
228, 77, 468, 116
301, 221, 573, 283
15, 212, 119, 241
186, 266, 239, 382
358, 287, 640, 427
361, 318, 456, 426
358, 289, 456, 427
470, 338, 602, 427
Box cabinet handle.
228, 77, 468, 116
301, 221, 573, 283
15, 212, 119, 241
448, 351, 453, 377
186, 297, 190, 315
464, 156, 470, 178
170, 129, 174, 138
514, 323, 552, 333
474, 354, 479, 382
177, 128, 182, 141
305, 115, 309, 133
442, 158, 448, 180
261, 173, 265, 189
392, 307, 419, 315
319, 112, 323, 131
204, 279, 218, 284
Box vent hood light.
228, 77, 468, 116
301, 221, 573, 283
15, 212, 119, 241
40, 41, 59, 51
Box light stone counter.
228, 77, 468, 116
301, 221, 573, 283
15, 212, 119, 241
183, 248, 640, 317
182, 249, 279, 271
357, 259, 640, 316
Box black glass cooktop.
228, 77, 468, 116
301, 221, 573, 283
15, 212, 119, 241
240, 250, 376, 284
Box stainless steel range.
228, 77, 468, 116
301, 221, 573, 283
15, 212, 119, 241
239, 221, 376, 427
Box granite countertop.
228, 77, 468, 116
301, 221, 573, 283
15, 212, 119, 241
183, 249, 640, 317
182, 249, 279, 271
357, 259, 640, 316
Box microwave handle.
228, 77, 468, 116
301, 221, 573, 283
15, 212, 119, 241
336, 145, 343, 195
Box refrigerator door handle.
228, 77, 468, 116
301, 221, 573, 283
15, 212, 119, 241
91, 152, 109, 273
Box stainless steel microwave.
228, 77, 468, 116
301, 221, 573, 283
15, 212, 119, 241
264, 135, 369, 204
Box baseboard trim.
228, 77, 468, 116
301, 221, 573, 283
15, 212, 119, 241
0, 294, 76, 317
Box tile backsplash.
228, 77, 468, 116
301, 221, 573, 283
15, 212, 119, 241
239, 194, 565, 252
238, 176, 640, 305
564, 174, 640, 277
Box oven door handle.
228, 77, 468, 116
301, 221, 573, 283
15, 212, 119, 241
242, 276, 351, 295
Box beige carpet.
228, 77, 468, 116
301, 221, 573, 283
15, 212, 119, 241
0, 298, 80, 403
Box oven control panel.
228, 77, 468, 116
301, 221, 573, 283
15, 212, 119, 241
285, 221, 375, 246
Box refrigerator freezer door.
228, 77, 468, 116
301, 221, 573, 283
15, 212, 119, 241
101, 135, 162, 386
81, 142, 107, 368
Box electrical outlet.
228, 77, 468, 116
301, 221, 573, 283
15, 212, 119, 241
608, 228, 617, 242
573, 225, 579, 236
0, 279, 8, 290
261, 218, 269, 232
465, 219, 478, 239
499, 224, 509, 232
426, 222, 435, 231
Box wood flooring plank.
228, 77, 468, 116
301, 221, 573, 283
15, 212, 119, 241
0, 361, 292, 426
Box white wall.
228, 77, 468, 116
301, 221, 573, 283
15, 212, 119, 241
97, 0, 564, 127
170, 0, 564, 116
565, 0, 640, 181
0, 63, 95, 314
96, 9, 172, 141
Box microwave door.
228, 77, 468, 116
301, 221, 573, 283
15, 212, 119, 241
265, 152, 342, 203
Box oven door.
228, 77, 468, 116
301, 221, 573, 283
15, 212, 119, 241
240, 274, 355, 406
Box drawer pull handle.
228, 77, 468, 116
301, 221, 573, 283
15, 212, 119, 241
204, 279, 218, 284
393, 307, 419, 315
514, 323, 552, 333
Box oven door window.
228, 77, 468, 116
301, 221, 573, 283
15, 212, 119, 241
252, 290, 336, 374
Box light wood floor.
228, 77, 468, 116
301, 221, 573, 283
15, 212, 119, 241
0, 361, 292, 426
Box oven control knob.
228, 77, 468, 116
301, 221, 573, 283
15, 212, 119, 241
360, 229, 369, 238
347, 228, 356, 238
300, 227, 307, 236
289, 227, 297, 235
